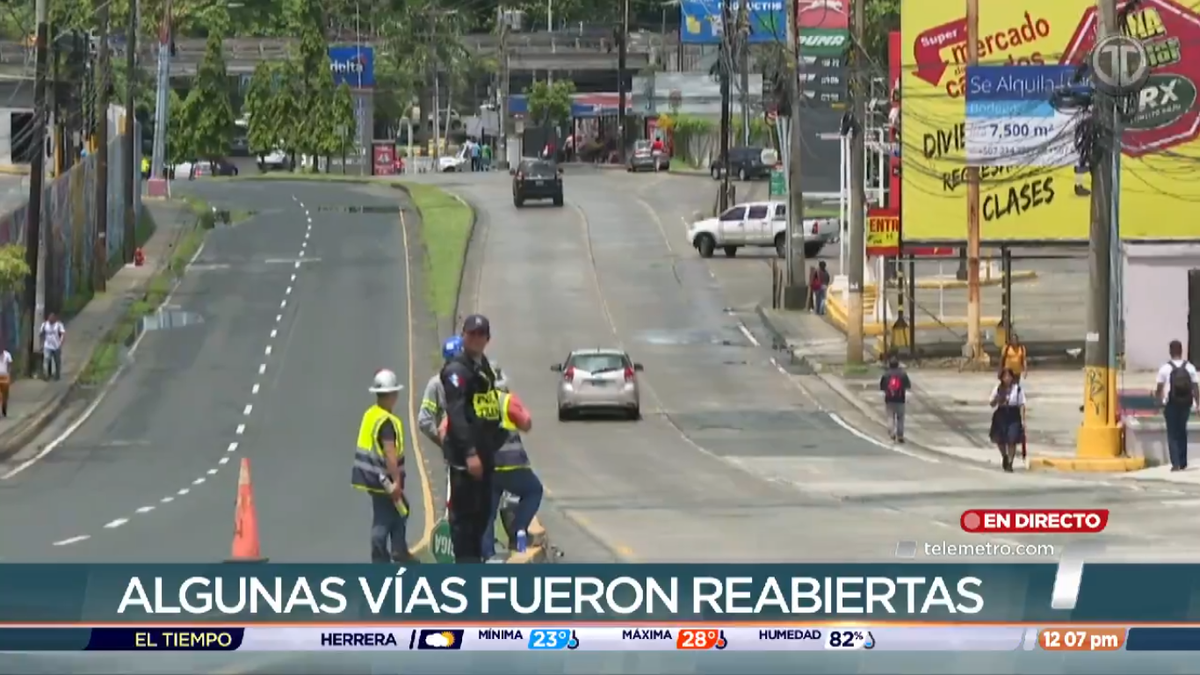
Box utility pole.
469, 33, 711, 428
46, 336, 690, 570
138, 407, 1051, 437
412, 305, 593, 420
23, 0, 49, 375
964, 0, 984, 362
782, 0, 808, 309
737, 0, 750, 145
718, 0, 732, 212
845, 0, 866, 360
497, 6, 511, 170
149, 0, 171, 184
616, 0, 629, 163
123, 0, 137, 263
94, 0, 111, 293
1076, 0, 1121, 460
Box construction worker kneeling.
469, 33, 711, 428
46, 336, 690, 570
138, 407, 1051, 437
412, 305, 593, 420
482, 391, 543, 559
353, 369, 414, 563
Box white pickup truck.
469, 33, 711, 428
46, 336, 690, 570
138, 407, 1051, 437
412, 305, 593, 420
687, 200, 839, 258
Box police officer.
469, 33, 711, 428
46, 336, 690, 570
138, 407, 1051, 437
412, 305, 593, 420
353, 369, 413, 563
440, 314, 507, 563
481, 391, 543, 560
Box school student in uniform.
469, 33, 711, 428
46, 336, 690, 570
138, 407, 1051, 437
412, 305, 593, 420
989, 368, 1026, 473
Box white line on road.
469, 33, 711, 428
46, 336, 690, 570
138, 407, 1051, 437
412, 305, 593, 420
290, 273, 297, 282
264, 345, 273, 356
258, 364, 266, 375
299, 250, 305, 258
160, 496, 174, 504
275, 314, 282, 323
243, 404, 253, 416
192, 477, 205, 486
285, 286, 292, 295
103, 518, 129, 529
279, 299, 287, 309
207, 468, 218, 476
270, 329, 277, 339
53, 535, 90, 546
235, 425, 245, 436
737, 323, 760, 347
828, 412, 941, 463
177, 488, 190, 496
251, 383, 260, 395
219, 456, 230, 465
135, 506, 155, 514
294, 261, 301, 269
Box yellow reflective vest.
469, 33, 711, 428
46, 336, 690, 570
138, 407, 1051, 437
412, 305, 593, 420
495, 394, 530, 471
352, 405, 407, 515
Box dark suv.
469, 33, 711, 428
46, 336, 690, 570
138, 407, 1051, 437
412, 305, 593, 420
710, 146, 776, 181
511, 159, 564, 208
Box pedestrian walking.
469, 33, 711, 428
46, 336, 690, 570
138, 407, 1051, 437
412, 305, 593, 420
999, 331, 1028, 383
352, 369, 414, 563
810, 261, 830, 315
879, 356, 911, 443
989, 368, 1026, 473
1155, 339, 1198, 471
0, 345, 12, 417
39, 313, 65, 381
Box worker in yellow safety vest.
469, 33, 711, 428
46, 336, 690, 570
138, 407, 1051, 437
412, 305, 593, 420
353, 368, 414, 563
481, 391, 543, 559
141, 156, 150, 177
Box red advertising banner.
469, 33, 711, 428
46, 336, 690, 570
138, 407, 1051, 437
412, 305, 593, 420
372, 143, 396, 176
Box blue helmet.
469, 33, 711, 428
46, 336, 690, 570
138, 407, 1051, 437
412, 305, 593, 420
442, 336, 464, 361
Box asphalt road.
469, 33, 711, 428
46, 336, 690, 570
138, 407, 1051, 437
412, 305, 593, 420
396, 168, 1200, 563
0, 179, 429, 562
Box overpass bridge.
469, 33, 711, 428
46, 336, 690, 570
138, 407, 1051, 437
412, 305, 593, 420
0, 32, 666, 78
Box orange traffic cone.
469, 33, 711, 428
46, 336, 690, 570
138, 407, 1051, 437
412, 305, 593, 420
227, 458, 268, 562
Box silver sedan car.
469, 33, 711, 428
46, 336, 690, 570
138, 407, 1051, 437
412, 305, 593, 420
552, 348, 644, 421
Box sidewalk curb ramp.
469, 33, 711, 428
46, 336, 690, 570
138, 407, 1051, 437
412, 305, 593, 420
754, 304, 1148, 474
0, 206, 192, 463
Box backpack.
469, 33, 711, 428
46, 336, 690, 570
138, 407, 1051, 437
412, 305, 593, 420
811, 270, 824, 291
886, 373, 904, 397
1169, 363, 1193, 403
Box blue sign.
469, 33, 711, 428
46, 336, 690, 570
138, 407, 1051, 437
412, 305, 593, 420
328, 45, 374, 88
680, 0, 787, 45
964, 65, 1079, 168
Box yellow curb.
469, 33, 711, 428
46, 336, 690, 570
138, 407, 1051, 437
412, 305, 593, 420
1027, 456, 1146, 472
902, 270, 1039, 290
0, 164, 30, 176
827, 294, 999, 336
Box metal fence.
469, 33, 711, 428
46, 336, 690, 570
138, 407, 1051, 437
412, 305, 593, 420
0, 122, 142, 353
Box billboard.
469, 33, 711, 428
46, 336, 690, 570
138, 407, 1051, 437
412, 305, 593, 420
900, 0, 1200, 242
680, 0, 787, 44
328, 45, 374, 88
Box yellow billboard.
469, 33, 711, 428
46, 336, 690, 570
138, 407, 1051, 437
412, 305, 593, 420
901, 0, 1200, 242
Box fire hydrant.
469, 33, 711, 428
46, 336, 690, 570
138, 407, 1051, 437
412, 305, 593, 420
133, 247, 145, 267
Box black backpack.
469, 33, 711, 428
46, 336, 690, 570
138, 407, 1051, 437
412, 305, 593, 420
1169, 363, 1194, 403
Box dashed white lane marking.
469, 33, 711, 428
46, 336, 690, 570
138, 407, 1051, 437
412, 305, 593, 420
737, 323, 760, 347
48, 196, 314, 548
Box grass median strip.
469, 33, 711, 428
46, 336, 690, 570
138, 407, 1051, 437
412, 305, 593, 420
78, 210, 208, 386
404, 184, 473, 325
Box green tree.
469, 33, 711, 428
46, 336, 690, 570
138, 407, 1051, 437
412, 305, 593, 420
286, 0, 329, 160
273, 57, 305, 164
165, 90, 190, 165
178, 30, 234, 161
864, 0, 900, 68
244, 62, 280, 160
331, 83, 357, 159
0, 245, 31, 295
526, 79, 575, 126
309, 60, 339, 171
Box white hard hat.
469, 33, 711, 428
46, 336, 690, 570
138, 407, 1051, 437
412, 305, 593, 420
369, 369, 404, 393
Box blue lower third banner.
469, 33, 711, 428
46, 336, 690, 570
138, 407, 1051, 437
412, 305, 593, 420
3, 625, 1200, 651
1, 563, 1200, 623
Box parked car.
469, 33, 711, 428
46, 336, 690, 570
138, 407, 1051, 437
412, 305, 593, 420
686, 200, 838, 259
172, 158, 239, 179
439, 146, 469, 172
709, 146, 777, 181
627, 139, 669, 172
511, 158, 563, 207
258, 150, 291, 172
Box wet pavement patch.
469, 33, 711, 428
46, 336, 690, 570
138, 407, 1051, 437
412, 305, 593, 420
314, 205, 403, 214
636, 328, 751, 347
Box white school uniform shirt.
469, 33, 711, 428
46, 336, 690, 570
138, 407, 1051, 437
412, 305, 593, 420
989, 383, 1026, 407
0, 350, 12, 376
40, 320, 64, 351
1156, 359, 1199, 404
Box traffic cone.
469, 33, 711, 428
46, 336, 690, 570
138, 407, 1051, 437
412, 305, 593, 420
227, 458, 268, 563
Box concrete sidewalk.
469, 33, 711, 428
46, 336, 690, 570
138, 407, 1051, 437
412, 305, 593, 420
755, 306, 1176, 474
0, 200, 194, 460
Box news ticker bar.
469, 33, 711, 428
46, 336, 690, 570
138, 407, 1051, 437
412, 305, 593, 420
4, 626, 1200, 652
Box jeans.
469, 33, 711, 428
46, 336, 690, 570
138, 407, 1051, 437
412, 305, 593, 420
369, 493, 410, 563
1164, 403, 1191, 469
481, 468, 544, 559
43, 348, 61, 380
886, 401, 905, 439
813, 289, 827, 315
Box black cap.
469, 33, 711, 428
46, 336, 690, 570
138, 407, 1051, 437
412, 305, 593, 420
462, 314, 491, 336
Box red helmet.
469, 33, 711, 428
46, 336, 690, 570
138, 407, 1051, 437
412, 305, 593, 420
504, 393, 532, 431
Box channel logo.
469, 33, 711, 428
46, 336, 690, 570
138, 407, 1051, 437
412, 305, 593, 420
414, 629, 465, 650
